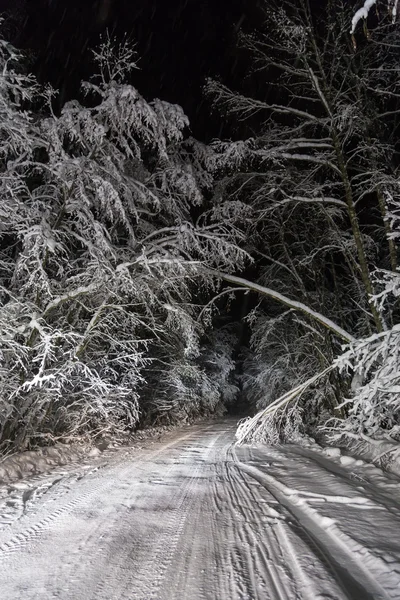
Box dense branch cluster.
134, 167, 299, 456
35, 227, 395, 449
0, 37, 241, 450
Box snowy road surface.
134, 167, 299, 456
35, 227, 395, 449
1, 421, 400, 599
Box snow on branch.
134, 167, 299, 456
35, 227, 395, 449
351, 0, 399, 34
236, 366, 335, 445
209, 270, 355, 343
351, 0, 377, 34
332, 324, 400, 438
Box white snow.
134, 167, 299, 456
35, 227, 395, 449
0, 445, 92, 484
0, 421, 399, 599
324, 447, 341, 458
340, 455, 357, 466
351, 0, 378, 34
351, 1, 399, 33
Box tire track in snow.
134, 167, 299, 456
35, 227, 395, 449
46, 427, 217, 600
1, 421, 400, 600
224, 460, 288, 599
285, 445, 400, 516
90, 428, 220, 600
234, 455, 395, 600
228, 456, 356, 600
221, 447, 328, 600
0, 430, 198, 564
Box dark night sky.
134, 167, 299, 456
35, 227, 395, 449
0, 0, 355, 140
0, 0, 261, 140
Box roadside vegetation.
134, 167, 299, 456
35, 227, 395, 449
0, 1, 399, 451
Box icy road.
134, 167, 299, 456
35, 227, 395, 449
1, 421, 400, 599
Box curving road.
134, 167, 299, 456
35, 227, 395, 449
0, 420, 400, 599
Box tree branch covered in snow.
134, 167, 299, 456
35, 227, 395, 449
209, 271, 355, 343
351, 0, 399, 34
351, 0, 378, 34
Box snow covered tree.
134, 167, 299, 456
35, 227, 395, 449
0, 35, 248, 450
330, 180, 400, 441
206, 0, 400, 442
141, 325, 239, 425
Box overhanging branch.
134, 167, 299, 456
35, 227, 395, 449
208, 270, 355, 343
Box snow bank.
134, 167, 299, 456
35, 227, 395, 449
339, 437, 400, 477
316, 433, 400, 477
0, 424, 175, 486
0, 445, 100, 485
323, 447, 341, 458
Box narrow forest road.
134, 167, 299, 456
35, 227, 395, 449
1, 420, 400, 600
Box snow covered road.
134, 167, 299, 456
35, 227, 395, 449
1, 420, 400, 599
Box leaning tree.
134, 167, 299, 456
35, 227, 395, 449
206, 0, 400, 443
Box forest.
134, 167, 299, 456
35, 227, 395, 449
0, 0, 399, 452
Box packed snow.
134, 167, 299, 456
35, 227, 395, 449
0, 420, 400, 599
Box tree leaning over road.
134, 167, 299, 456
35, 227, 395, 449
206, 0, 400, 443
